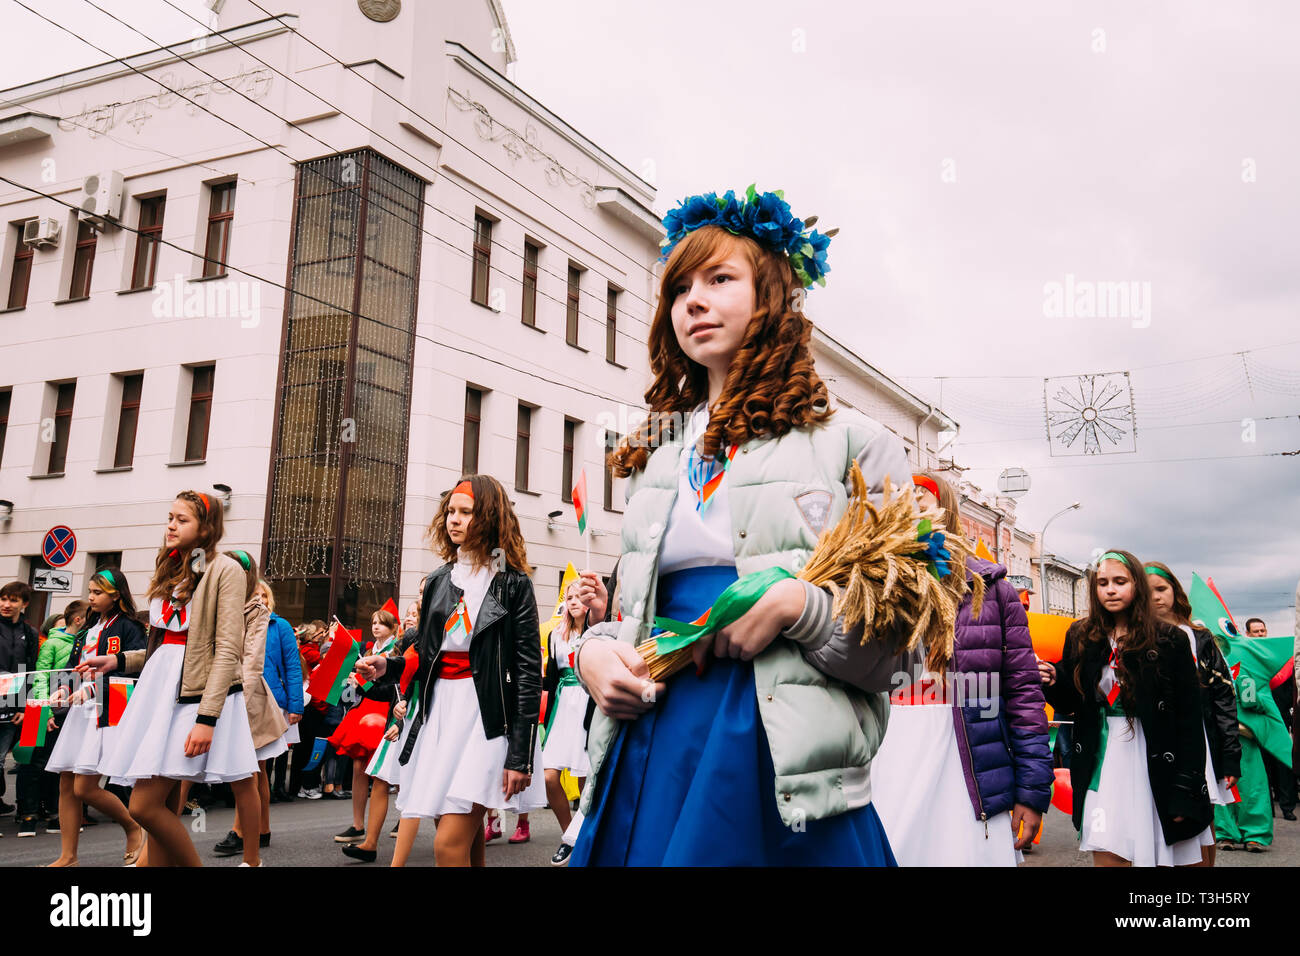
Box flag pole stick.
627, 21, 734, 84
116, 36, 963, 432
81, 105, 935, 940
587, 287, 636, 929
584, 523, 591, 572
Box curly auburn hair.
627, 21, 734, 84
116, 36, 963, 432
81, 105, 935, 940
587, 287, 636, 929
426, 474, 532, 576
609, 225, 832, 476
148, 490, 226, 603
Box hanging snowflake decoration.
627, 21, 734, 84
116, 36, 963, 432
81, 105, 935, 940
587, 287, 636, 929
1043, 371, 1137, 456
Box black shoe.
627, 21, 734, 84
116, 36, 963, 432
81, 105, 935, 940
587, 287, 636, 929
334, 825, 366, 844
213, 830, 244, 856
46, 815, 60, 832
0, 799, 13, 814
1283, 809, 1297, 821
17, 816, 38, 838
341, 843, 377, 863
550, 843, 573, 866
82, 809, 98, 826
259, 832, 271, 848
390, 822, 399, 838
268, 791, 281, 805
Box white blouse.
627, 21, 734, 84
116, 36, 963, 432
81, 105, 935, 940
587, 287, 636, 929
445, 555, 493, 652
658, 404, 737, 575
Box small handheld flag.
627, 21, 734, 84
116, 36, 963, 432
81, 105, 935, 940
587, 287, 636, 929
103, 678, 135, 728
572, 469, 588, 536
303, 737, 329, 772
19, 701, 50, 748
307, 620, 363, 706
380, 598, 400, 620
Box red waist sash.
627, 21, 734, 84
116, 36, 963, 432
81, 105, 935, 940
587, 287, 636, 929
162, 630, 188, 646
435, 651, 472, 680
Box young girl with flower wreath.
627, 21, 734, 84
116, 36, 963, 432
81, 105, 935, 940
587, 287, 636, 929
1039, 550, 1214, 866
354, 474, 547, 867
81, 491, 260, 867
570, 186, 914, 866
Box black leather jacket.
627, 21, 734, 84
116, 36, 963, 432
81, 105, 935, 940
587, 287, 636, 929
1190, 625, 1241, 780
389, 563, 541, 774
1045, 621, 1212, 845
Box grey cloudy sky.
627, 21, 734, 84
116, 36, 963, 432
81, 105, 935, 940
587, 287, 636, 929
4, 0, 1297, 631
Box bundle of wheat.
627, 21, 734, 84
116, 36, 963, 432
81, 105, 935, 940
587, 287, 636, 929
637, 463, 983, 682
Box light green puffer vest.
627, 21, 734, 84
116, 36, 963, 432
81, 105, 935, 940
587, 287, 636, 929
582, 407, 901, 827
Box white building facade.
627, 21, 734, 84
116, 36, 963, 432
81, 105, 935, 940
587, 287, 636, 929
0, 0, 660, 624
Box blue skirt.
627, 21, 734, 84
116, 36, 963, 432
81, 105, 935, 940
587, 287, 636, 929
571, 565, 897, 866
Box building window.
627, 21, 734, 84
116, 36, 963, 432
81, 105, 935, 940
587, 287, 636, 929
606, 285, 619, 364
472, 214, 492, 306
604, 429, 623, 513
92, 551, 123, 572
184, 364, 215, 462
203, 182, 236, 278
47, 381, 76, 474
561, 418, 577, 503
7, 223, 33, 309
112, 372, 144, 468
68, 221, 97, 299
463, 387, 482, 475
515, 402, 532, 492
566, 264, 582, 346
130, 195, 165, 290
521, 241, 539, 327
0, 388, 10, 469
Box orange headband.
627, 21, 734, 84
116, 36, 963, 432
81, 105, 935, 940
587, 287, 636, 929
912, 475, 940, 499
451, 480, 474, 499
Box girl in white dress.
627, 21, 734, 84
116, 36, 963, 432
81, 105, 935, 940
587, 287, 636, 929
1040, 549, 1213, 867
355, 475, 546, 867
81, 490, 259, 867
540, 580, 593, 865
44, 568, 146, 867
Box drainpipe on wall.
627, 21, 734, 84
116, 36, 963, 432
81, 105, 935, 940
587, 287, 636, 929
915, 404, 937, 468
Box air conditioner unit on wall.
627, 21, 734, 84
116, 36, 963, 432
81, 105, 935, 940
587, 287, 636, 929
22, 216, 61, 248
77, 171, 124, 228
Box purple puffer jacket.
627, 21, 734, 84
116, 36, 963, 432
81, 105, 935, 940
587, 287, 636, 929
950, 557, 1053, 819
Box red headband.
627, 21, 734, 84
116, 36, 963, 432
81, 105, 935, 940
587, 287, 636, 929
451, 480, 474, 499
912, 475, 940, 499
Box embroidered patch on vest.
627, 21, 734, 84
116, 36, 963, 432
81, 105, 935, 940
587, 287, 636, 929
794, 490, 833, 535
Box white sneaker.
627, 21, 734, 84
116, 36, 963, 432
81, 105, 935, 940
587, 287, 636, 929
299, 788, 322, 800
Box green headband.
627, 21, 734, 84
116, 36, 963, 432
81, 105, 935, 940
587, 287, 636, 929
1099, 551, 1129, 567
94, 568, 119, 591
232, 550, 252, 570
1144, 565, 1172, 581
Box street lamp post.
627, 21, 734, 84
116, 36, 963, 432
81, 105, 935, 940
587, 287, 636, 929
1038, 502, 1081, 614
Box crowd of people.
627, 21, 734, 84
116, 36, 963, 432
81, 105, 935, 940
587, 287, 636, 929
1, 185, 1296, 868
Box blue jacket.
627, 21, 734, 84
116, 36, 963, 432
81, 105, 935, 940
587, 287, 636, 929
262, 613, 303, 715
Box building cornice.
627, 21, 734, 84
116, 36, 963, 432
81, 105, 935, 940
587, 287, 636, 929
814, 327, 959, 429
444, 41, 655, 204
0, 16, 296, 106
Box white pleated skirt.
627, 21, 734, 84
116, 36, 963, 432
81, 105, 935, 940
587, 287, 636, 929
542, 682, 591, 775
47, 699, 116, 776
98, 644, 259, 784
1079, 715, 1213, 866
872, 704, 1023, 866
395, 677, 547, 818
254, 709, 299, 762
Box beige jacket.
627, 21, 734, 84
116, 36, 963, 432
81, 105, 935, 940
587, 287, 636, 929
120, 552, 247, 725
240, 597, 288, 750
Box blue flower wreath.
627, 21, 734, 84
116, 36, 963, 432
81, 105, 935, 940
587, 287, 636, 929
659, 184, 834, 289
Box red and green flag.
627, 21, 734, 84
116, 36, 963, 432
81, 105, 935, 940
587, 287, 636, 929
104, 678, 135, 728
19, 701, 50, 748
572, 469, 588, 535
307, 626, 363, 706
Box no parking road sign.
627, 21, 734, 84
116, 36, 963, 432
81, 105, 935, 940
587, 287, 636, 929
42, 526, 77, 568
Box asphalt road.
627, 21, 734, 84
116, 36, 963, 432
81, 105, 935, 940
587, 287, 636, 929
3, 770, 1298, 867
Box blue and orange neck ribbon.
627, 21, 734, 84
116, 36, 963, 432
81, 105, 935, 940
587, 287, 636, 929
691, 443, 739, 513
